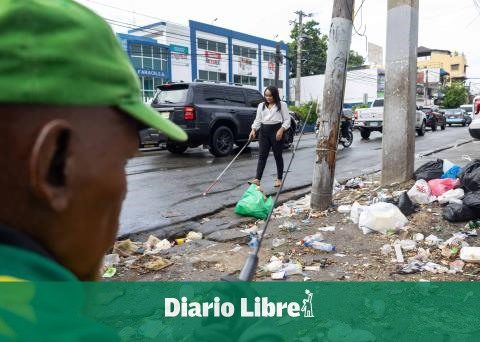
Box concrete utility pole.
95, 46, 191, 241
311, 0, 354, 210
294, 11, 312, 106
274, 43, 282, 88
424, 69, 429, 105
381, 0, 419, 185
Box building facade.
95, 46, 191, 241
118, 20, 289, 102
417, 46, 467, 82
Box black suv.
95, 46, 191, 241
148, 81, 297, 157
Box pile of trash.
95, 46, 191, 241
408, 158, 480, 223
335, 159, 480, 236
102, 231, 203, 278
260, 226, 342, 280
378, 222, 480, 275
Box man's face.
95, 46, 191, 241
61, 108, 138, 279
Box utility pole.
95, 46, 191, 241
274, 42, 282, 88
294, 11, 312, 106
381, 0, 419, 185
424, 69, 429, 106
311, 0, 354, 210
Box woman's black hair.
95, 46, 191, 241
263, 86, 282, 111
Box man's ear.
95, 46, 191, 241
29, 120, 74, 212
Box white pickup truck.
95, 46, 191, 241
354, 98, 427, 139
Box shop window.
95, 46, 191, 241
130, 43, 141, 55
153, 59, 162, 70
198, 70, 226, 82
264, 78, 283, 88
451, 64, 459, 71
143, 58, 153, 69
131, 56, 142, 69
198, 38, 207, 50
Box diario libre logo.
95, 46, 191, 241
165, 289, 314, 318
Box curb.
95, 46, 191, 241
122, 139, 474, 239
418, 138, 474, 157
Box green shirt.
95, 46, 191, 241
0, 244, 119, 341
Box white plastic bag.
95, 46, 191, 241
437, 188, 465, 205
407, 179, 435, 204
358, 202, 408, 235
350, 202, 364, 224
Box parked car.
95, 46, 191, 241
147, 81, 297, 156
460, 104, 473, 119
444, 108, 469, 126
354, 98, 427, 139
419, 106, 446, 131
354, 98, 383, 139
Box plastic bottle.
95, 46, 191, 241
248, 236, 258, 248
310, 241, 336, 252
302, 233, 324, 247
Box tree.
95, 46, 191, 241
442, 82, 468, 108
348, 50, 365, 68
288, 20, 328, 77
288, 20, 365, 77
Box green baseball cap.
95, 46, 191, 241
0, 0, 187, 141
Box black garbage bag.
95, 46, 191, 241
459, 160, 480, 192
414, 159, 443, 181
463, 191, 480, 213
398, 192, 416, 216
443, 203, 476, 222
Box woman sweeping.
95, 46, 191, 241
248, 86, 290, 187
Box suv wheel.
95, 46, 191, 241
166, 143, 188, 154
209, 126, 234, 157
417, 121, 426, 136
360, 129, 371, 140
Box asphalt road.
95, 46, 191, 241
119, 126, 472, 236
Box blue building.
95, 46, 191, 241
118, 20, 289, 102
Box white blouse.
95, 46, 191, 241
251, 101, 291, 130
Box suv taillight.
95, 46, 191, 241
354, 110, 358, 120
184, 106, 196, 120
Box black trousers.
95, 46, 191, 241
256, 123, 284, 180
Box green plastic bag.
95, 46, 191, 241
235, 184, 274, 219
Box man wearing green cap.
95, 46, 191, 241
0, 0, 186, 339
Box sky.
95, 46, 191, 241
76, 0, 480, 94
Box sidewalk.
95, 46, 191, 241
108, 141, 480, 281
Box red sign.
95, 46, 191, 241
205, 51, 221, 65
268, 61, 275, 73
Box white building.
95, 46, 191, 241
118, 20, 289, 102
289, 68, 385, 106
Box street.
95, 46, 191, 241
120, 126, 472, 236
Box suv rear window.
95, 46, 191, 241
245, 89, 264, 108
194, 86, 226, 105
153, 85, 188, 104
372, 99, 384, 107
224, 87, 246, 107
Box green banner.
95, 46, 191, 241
1, 282, 480, 341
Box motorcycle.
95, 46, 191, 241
339, 117, 353, 148
314, 111, 353, 148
